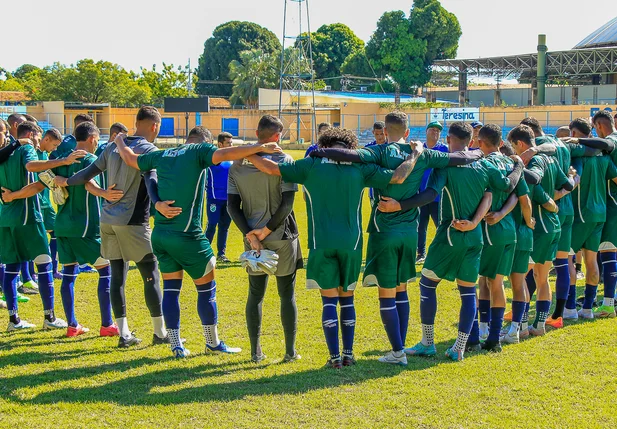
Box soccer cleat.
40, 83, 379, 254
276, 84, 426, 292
593, 305, 616, 318
519, 328, 530, 340
152, 334, 187, 345
503, 310, 513, 322
99, 324, 120, 337
342, 354, 356, 366
0, 299, 6, 309
172, 346, 191, 358
378, 351, 408, 366
500, 331, 520, 344
7, 320, 36, 331
251, 353, 267, 363
78, 264, 96, 274
563, 308, 579, 320
528, 326, 545, 337
545, 316, 564, 329
405, 342, 437, 357
465, 342, 482, 353
445, 347, 464, 362
416, 254, 426, 264
324, 357, 343, 369
18, 280, 39, 294
481, 341, 502, 353
2, 292, 32, 303
43, 317, 68, 330
283, 353, 302, 363
118, 333, 142, 348
66, 324, 90, 337
578, 309, 594, 320
206, 341, 242, 354
217, 255, 231, 263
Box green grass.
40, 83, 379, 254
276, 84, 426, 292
1, 150, 617, 428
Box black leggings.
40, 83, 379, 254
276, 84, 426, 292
246, 272, 297, 356
110, 254, 163, 319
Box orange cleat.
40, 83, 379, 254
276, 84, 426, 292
67, 324, 90, 337
100, 323, 120, 337
503, 310, 513, 322
545, 316, 564, 329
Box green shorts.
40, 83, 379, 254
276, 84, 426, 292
600, 218, 617, 251
306, 248, 362, 292
479, 243, 516, 279
363, 231, 417, 289
57, 236, 104, 265
511, 250, 532, 274
557, 214, 573, 253
422, 241, 482, 283
531, 231, 560, 264
42, 207, 56, 231
571, 221, 603, 253
0, 223, 49, 264
152, 228, 215, 278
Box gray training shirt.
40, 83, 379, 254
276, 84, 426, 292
94, 136, 157, 226
227, 153, 298, 242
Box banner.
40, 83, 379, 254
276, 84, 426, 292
430, 107, 480, 123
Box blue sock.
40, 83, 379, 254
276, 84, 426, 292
380, 297, 403, 352
419, 276, 438, 325
196, 281, 217, 325
395, 290, 410, 346
479, 299, 491, 324
468, 309, 480, 344
535, 300, 551, 327
0, 263, 4, 289
29, 261, 36, 279
49, 232, 58, 274
583, 283, 598, 310
566, 284, 577, 310
339, 296, 356, 356
511, 300, 526, 324
97, 266, 113, 327
21, 261, 32, 283
162, 279, 183, 329
2, 263, 20, 317
526, 270, 536, 298
601, 252, 617, 300
487, 307, 505, 343
37, 262, 55, 316
60, 265, 78, 327
553, 258, 570, 300
458, 285, 477, 335
321, 296, 340, 359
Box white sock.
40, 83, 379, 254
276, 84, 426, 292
203, 324, 220, 347
168, 328, 182, 349
117, 317, 131, 338
603, 297, 615, 307
521, 321, 529, 331
479, 322, 489, 335
509, 322, 520, 335
537, 321, 546, 330
421, 324, 434, 346
152, 316, 167, 338
453, 331, 470, 352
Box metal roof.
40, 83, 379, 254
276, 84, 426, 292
574, 17, 617, 49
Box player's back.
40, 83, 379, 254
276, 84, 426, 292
573, 154, 617, 223
482, 152, 517, 244
0, 145, 42, 227
529, 154, 563, 233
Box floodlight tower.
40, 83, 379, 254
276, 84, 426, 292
278, 0, 317, 144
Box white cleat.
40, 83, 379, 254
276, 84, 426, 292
378, 350, 408, 366
563, 308, 579, 320
500, 331, 520, 344
43, 317, 68, 330
7, 320, 36, 332
577, 309, 594, 320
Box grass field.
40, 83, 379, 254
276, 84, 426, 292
1, 149, 617, 428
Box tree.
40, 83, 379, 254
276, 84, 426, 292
409, 0, 461, 64
228, 49, 279, 107
140, 63, 194, 105
13, 64, 40, 80
340, 49, 374, 78
197, 21, 281, 97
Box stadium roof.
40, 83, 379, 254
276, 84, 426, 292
574, 17, 617, 49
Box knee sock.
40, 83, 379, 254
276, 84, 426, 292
583, 283, 598, 310
487, 307, 505, 343
162, 278, 183, 350
20, 261, 32, 283
109, 260, 129, 337
3, 263, 20, 323
395, 290, 410, 346
601, 252, 617, 307
136, 255, 165, 337
534, 300, 551, 329
197, 281, 219, 347
453, 285, 477, 352
509, 300, 526, 335
96, 266, 113, 327
246, 275, 267, 356
49, 232, 58, 274
566, 284, 577, 310
478, 299, 491, 335
468, 309, 480, 345
339, 296, 356, 356
277, 273, 298, 357
0, 263, 4, 289
552, 258, 570, 319
380, 297, 402, 352
597, 252, 604, 279
60, 265, 79, 327
526, 270, 537, 298
419, 276, 438, 346
37, 262, 55, 321
321, 296, 340, 360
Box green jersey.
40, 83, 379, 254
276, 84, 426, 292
52, 153, 101, 237
0, 145, 43, 227
357, 144, 450, 233
428, 158, 515, 247
605, 132, 617, 217
279, 157, 393, 250
571, 154, 617, 223
137, 143, 217, 233
36, 150, 54, 213
527, 154, 570, 234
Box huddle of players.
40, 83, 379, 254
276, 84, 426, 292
2, 106, 617, 367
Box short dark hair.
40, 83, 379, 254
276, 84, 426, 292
478, 124, 502, 147
317, 127, 358, 149
569, 118, 592, 136
75, 122, 100, 142
520, 117, 543, 136
448, 121, 473, 142
385, 111, 408, 134
592, 109, 615, 127
136, 106, 161, 124
16, 121, 42, 138
217, 132, 233, 143
317, 122, 332, 133
74, 113, 94, 125
43, 128, 62, 141
7, 113, 26, 126
187, 126, 213, 143
257, 115, 284, 140
23, 114, 38, 123
508, 125, 535, 146
110, 122, 129, 135
499, 140, 516, 156
373, 121, 385, 130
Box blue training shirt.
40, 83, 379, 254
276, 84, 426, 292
304, 144, 318, 158
206, 161, 232, 201
419, 141, 449, 202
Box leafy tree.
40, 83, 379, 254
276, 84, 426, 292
228, 49, 279, 107
13, 64, 40, 80
340, 49, 374, 78
197, 21, 281, 97
409, 0, 461, 63
140, 63, 194, 105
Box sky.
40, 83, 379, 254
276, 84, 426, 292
2, 0, 610, 74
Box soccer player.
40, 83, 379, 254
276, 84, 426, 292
55, 106, 167, 348
205, 131, 233, 263
227, 115, 303, 363
0, 119, 8, 310
469, 121, 483, 149
95, 122, 130, 190
365, 121, 387, 204
249, 127, 420, 368
111, 126, 284, 358
52, 113, 94, 158
6, 113, 26, 144
304, 122, 332, 157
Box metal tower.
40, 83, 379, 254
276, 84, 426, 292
278, 0, 317, 144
